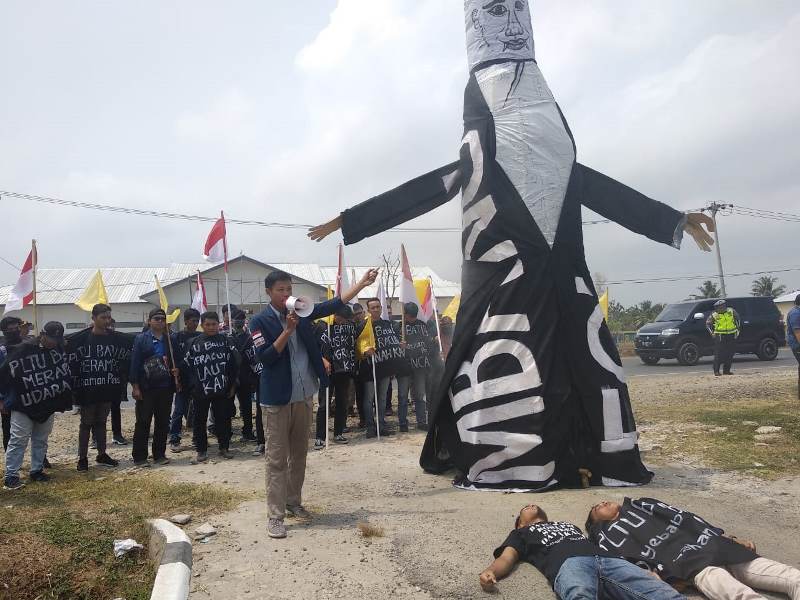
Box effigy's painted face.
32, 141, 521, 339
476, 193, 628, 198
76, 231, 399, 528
465, 0, 534, 71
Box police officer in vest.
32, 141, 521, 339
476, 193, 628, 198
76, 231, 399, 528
706, 299, 741, 376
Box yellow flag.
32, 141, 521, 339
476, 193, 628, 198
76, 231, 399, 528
599, 289, 609, 321
319, 286, 335, 326
413, 279, 429, 305
75, 270, 109, 312
442, 294, 460, 322
355, 315, 376, 361
155, 275, 181, 324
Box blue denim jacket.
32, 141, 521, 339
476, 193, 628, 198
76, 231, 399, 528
249, 298, 342, 406
129, 330, 180, 390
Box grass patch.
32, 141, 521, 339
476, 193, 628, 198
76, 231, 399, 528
357, 522, 385, 538
0, 469, 242, 600
635, 394, 800, 479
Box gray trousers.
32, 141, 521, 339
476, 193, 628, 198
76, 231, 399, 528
363, 376, 390, 433
397, 369, 428, 427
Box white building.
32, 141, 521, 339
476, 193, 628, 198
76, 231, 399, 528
775, 289, 800, 319
0, 256, 460, 333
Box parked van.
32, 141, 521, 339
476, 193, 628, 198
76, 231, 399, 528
634, 297, 785, 366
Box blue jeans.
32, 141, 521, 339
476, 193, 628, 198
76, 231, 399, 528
169, 391, 190, 444
554, 556, 686, 600
397, 369, 428, 427
4, 411, 54, 479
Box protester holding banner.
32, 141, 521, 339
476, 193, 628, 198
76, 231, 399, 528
481, 504, 685, 599
316, 304, 363, 446
251, 268, 377, 540
586, 498, 800, 599
1, 323, 74, 490
184, 311, 240, 463
230, 309, 257, 442
168, 308, 201, 452
67, 304, 132, 471
129, 308, 181, 467
397, 302, 431, 432
312, 320, 332, 450
360, 298, 407, 439
1, 316, 26, 451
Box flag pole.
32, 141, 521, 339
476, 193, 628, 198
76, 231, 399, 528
429, 276, 443, 354
325, 320, 331, 450
221, 211, 233, 333
155, 275, 180, 389
371, 355, 380, 440
31, 239, 38, 334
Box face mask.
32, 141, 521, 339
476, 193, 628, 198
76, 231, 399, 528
3, 330, 21, 344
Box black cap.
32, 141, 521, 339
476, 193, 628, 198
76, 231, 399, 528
149, 307, 166, 319
42, 321, 65, 340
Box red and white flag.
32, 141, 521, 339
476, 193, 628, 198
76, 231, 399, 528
3, 246, 36, 315
191, 271, 208, 314
334, 244, 354, 304
399, 244, 417, 310
203, 212, 228, 267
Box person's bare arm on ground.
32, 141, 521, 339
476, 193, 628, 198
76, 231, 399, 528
725, 534, 757, 552
479, 546, 519, 592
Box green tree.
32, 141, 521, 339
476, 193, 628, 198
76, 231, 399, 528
750, 275, 786, 298
606, 300, 666, 331
693, 280, 721, 299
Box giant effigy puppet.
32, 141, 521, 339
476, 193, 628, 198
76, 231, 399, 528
310, 0, 715, 491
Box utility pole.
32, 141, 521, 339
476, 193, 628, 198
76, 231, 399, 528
704, 202, 731, 298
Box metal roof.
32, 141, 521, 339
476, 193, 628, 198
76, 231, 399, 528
775, 289, 800, 303
0, 263, 209, 306
271, 263, 461, 298
0, 259, 460, 306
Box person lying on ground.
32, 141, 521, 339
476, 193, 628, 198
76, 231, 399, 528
586, 498, 800, 600
481, 504, 686, 599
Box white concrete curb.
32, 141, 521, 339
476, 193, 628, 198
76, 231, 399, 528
148, 518, 192, 600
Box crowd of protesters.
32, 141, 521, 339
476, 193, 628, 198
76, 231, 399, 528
0, 270, 452, 519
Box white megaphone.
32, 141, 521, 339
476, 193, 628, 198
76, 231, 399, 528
286, 295, 313, 317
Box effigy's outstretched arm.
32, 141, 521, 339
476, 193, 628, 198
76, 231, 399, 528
578, 163, 714, 251
309, 161, 461, 245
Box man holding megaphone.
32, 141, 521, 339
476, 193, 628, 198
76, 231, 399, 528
249, 267, 378, 539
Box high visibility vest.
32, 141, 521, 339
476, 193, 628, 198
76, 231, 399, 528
713, 309, 738, 335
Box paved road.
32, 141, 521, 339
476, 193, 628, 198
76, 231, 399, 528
623, 347, 797, 377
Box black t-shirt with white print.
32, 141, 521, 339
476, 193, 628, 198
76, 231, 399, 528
494, 521, 616, 586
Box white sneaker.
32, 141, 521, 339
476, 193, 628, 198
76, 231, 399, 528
313, 439, 325, 451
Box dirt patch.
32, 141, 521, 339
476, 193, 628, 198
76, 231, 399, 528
630, 369, 799, 478
357, 521, 385, 538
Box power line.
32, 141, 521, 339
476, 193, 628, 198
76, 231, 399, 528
605, 266, 800, 286
0, 189, 618, 231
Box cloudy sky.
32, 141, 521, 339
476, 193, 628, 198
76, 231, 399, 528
1, 0, 798, 305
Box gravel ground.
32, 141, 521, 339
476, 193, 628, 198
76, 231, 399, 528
6, 368, 799, 599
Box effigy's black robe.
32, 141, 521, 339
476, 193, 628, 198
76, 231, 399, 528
338, 9, 686, 492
